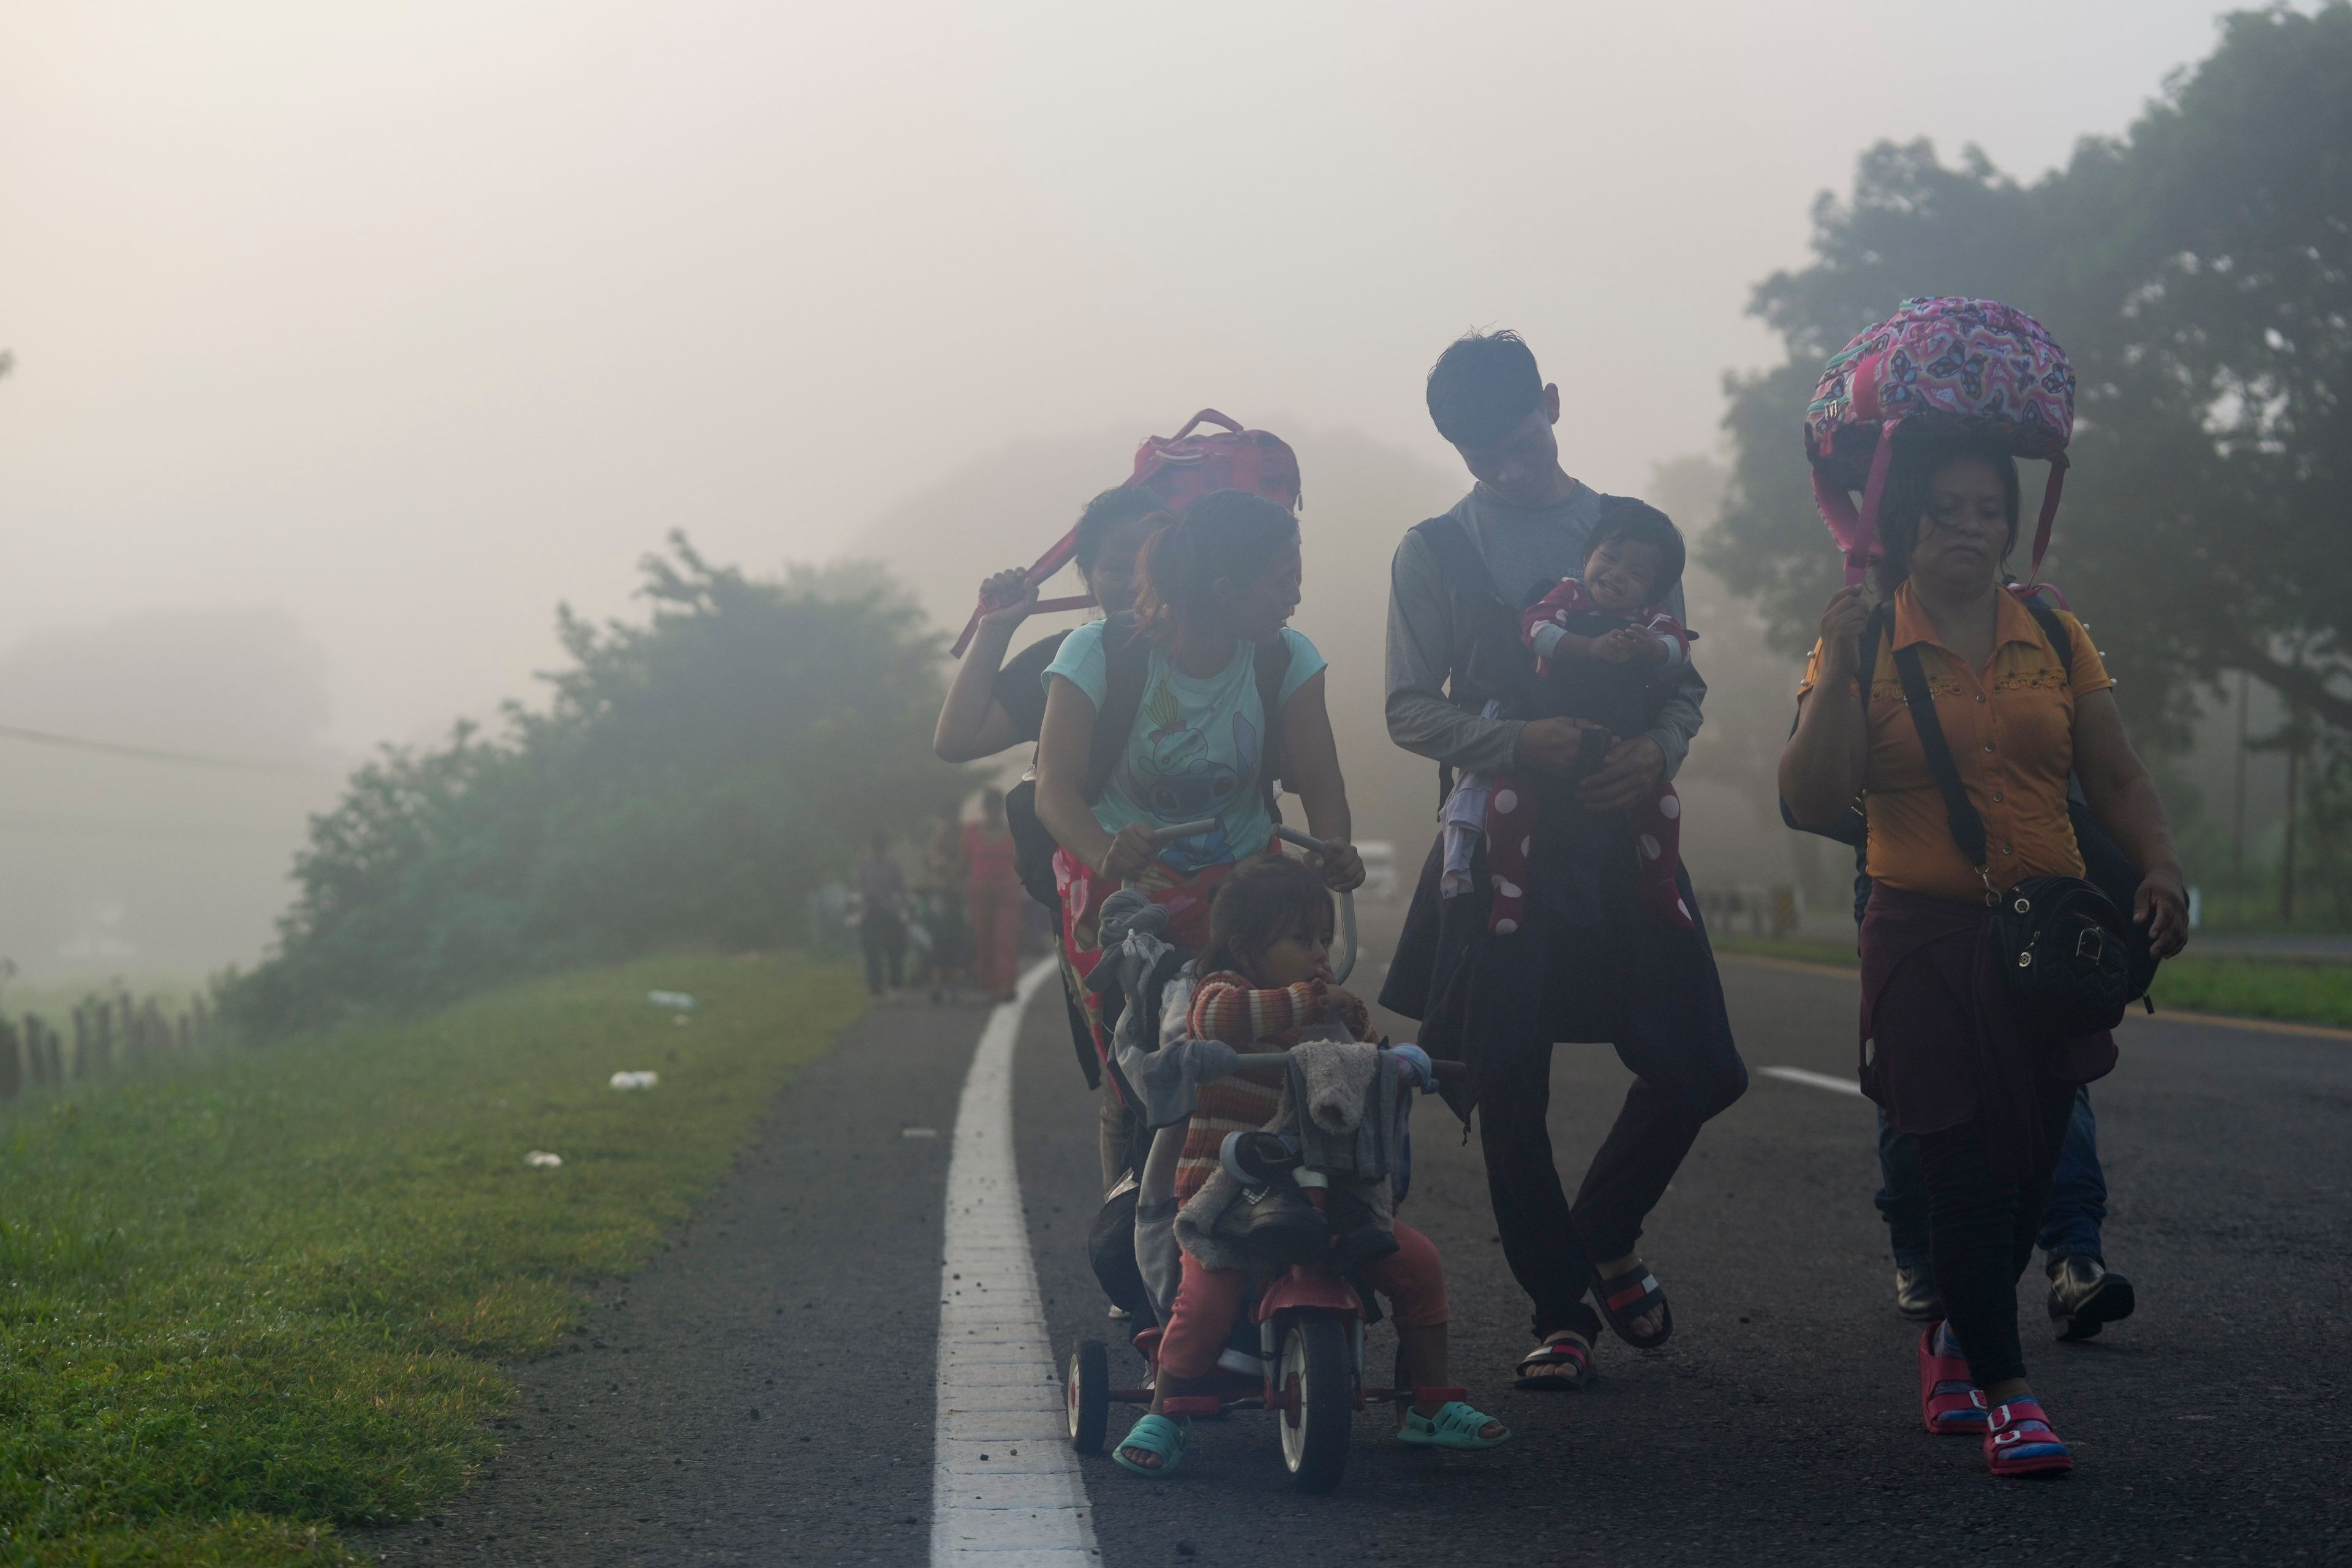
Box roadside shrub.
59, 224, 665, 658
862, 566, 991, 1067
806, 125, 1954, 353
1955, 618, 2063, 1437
222, 536, 967, 1032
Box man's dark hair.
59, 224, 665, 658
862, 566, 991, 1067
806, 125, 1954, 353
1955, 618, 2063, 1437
1583, 499, 1687, 597
1200, 854, 1333, 976
1074, 486, 1173, 573
1425, 330, 1545, 449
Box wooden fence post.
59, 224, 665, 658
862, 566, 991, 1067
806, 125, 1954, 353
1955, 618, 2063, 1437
0, 1017, 18, 1101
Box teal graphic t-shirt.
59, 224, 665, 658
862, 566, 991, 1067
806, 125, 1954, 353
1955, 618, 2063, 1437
1044, 623, 1326, 873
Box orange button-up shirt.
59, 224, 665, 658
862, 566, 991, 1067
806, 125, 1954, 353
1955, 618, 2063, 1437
1799, 584, 2113, 904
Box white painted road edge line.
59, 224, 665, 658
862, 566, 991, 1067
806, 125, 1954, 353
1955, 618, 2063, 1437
931, 957, 1101, 1567
1758, 1065, 1865, 1097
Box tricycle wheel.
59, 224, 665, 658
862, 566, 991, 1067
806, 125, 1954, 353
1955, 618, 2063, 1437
1067, 1340, 1109, 1454
1276, 1314, 1351, 1493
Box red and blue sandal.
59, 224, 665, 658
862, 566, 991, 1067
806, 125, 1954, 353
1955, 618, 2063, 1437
1513, 1330, 1593, 1390
1918, 1324, 1988, 1435
1985, 1397, 2073, 1477
1592, 1262, 1673, 1350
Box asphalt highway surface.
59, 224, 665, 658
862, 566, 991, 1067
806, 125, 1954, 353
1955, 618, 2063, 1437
375, 905, 2352, 1566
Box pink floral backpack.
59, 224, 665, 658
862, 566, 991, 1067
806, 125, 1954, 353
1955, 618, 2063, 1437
1804, 296, 2075, 587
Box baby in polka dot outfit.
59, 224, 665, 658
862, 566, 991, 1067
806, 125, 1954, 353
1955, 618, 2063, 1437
1439, 500, 1695, 934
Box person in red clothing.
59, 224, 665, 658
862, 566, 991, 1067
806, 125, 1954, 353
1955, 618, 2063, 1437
1112, 856, 1506, 1477
962, 788, 1023, 1002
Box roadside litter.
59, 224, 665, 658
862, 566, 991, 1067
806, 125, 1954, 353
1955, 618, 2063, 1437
524, 1150, 564, 1168
646, 990, 696, 1011
609, 1071, 660, 1091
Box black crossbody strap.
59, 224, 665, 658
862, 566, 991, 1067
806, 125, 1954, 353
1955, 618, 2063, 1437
1085, 612, 1150, 804
1410, 514, 1541, 806
1888, 642, 1993, 891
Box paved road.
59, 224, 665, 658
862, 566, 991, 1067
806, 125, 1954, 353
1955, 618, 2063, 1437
382, 911, 2352, 1564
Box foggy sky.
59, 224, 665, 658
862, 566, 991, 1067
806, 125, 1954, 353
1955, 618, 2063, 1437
4, 1, 2258, 754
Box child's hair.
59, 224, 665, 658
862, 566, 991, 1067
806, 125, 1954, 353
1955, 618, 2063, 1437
1583, 499, 1686, 597
1073, 486, 1174, 575
1131, 489, 1300, 640
1199, 854, 1333, 977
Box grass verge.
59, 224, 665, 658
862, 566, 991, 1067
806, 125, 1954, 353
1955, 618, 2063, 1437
1712, 933, 2352, 1030
0, 953, 862, 1566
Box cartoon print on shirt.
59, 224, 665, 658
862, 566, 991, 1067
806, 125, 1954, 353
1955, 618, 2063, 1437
1116, 680, 1261, 872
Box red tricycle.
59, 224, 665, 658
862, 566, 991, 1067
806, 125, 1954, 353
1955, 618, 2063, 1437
1063, 1052, 1467, 1494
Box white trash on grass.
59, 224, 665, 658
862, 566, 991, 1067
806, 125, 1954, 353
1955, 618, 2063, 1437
609, 1070, 660, 1091
524, 1150, 564, 1168
646, 990, 696, 1011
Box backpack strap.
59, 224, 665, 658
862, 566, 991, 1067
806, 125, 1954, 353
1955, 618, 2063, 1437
1407, 514, 1540, 804
2016, 595, 2075, 682
1888, 640, 1996, 902
1252, 633, 1292, 820
1085, 613, 1151, 805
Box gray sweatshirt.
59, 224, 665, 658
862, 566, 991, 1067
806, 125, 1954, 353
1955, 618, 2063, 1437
1384, 484, 1706, 776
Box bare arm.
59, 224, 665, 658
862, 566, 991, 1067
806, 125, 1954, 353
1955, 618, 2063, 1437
1275, 669, 1363, 891
1777, 586, 1874, 832
1035, 674, 1156, 881
2070, 687, 2189, 957
932, 567, 1033, 762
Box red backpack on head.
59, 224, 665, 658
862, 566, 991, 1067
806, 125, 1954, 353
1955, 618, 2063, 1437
1804, 296, 2075, 589
1125, 409, 1301, 512
949, 410, 1302, 656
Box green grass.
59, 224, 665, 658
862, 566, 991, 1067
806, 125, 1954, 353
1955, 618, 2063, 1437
1713, 933, 2352, 1029
0, 954, 862, 1566
2146, 956, 2352, 1030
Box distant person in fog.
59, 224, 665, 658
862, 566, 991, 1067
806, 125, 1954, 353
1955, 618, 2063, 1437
856, 830, 910, 1000
965, 788, 1023, 1002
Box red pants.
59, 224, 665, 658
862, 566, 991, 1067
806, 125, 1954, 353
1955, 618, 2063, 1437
967, 878, 1022, 994
1158, 1221, 1450, 1381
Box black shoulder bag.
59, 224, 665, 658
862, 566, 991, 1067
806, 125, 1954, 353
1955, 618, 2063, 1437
1887, 629, 2143, 1038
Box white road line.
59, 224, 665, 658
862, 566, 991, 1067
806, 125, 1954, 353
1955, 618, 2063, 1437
1758, 1065, 1865, 1098
931, 957, 1100, 1567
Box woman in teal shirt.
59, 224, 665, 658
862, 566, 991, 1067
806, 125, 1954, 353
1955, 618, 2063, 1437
1035, 489, 1362, 968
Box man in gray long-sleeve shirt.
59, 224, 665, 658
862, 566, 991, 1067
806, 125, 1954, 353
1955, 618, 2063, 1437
1381, 330, 1743, 1388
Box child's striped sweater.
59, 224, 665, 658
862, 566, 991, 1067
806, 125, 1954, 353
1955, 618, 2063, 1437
1174, 972, 1373, 1204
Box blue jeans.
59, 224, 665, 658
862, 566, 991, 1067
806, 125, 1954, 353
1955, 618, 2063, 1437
1876, 1084, 2107, 1268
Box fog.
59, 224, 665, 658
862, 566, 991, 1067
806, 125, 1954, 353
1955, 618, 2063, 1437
0, 1, 2258, 976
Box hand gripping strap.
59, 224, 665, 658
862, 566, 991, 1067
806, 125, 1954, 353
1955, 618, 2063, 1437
949, 525, 1095, 658
1814, 420, 1902, 586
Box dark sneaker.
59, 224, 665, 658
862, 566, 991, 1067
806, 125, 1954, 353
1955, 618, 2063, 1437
1895, 1263, 1946, 1321
2048, 1255, 2135, 1341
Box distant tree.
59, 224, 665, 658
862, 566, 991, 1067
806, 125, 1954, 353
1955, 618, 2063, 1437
225, 535, 970, 1031
1706, 3, 2352, 753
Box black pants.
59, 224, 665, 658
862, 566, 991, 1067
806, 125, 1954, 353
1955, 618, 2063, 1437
1915, 1079, 2078, 1388
860, 912, 905, 995
1479, 1046, 1702, 1343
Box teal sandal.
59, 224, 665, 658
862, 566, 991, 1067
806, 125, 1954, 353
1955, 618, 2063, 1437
1398, 1400, 1509, 1450
1112, 1412, 1189, 1476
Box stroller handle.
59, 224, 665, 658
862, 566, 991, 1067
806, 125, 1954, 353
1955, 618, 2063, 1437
1271, 825, 1357, 985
